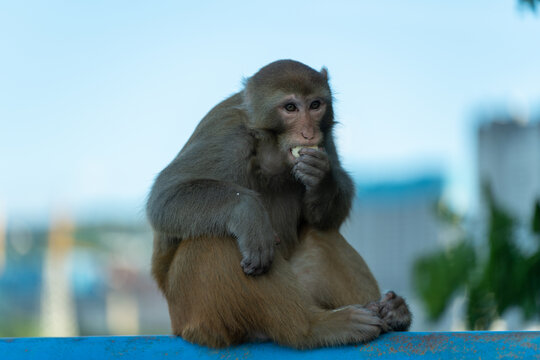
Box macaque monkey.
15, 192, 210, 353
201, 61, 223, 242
147, 60, 411, 349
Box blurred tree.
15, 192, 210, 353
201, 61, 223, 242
519, 0, 539, 12
532, 200, 540, 234
413, 190, 540, 330
414, 239, 476, 320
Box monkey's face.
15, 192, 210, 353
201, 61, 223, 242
276, 94, 327, 164
244, 60, 334, 170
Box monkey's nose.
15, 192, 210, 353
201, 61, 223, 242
301, 131, 315, 140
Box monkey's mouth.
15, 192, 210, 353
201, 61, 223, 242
290, 145, 319, 158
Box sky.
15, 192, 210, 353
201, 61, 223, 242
1, 0, 539, 225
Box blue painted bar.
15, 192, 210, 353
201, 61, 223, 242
1, 332, 539, 360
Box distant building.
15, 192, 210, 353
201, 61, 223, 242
477, 120, 540, 224
474, 119, 540, 330
341, 176, 443, 296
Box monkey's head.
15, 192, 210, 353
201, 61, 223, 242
244, 60, 335, 165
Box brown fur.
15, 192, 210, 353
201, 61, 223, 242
152, 228, 387, 349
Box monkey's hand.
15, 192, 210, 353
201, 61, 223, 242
228, 194, 279, 276
292, 147, 330, 192
293, 147, 353, 229
366, 291, 412, 333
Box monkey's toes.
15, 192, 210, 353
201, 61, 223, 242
378, 293, 412, 332
348, 306, 383, 326
383, 291, 396, 301
347, 306, 386, 339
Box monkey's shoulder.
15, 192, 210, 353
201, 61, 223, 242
189, 93, 246, 136
164, 94, 253, 182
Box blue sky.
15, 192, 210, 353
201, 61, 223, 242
1, 1, 539, 224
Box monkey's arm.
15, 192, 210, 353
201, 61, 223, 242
293, 137, 354, 229
147, 173, 277, 276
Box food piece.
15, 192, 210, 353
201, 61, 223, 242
291, 145, 318, 158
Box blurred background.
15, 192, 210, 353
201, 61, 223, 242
1, 0, 539, 337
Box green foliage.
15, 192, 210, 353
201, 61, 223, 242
483, 190, 523, 316
413, 190, 540, 330
466, 280, 497, 330
413, 240, 475, 320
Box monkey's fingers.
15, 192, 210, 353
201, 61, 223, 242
296, 150, 330, 172
298, 147, 327, 159
293, 172, 321, 189
240, 243, 275, 276
294, 162, 326, 179
241, 257, 269, 276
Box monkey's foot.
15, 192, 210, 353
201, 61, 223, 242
366, 291, 412, 332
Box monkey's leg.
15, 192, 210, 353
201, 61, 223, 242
153, 235, 383, 349
289, 227, 411, 332
289, 227, 381, 307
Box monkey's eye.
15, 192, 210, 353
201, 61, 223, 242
310, 100, 321, 110
284, 103, 297, 112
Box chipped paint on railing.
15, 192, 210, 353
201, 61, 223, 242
1, 331, 539, 359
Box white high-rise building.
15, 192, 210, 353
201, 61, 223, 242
475, 119, 540, 330
477, 120, 540, 226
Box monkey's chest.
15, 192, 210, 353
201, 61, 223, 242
261, 191, 303, 255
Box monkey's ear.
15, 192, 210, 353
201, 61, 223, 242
320, 67, 329, 81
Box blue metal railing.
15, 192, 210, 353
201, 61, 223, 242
1, 331, 539, 359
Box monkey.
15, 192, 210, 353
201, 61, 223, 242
147, 60, 411, 349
